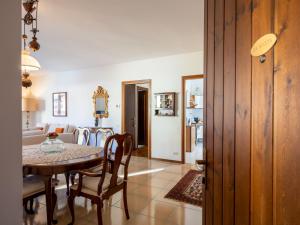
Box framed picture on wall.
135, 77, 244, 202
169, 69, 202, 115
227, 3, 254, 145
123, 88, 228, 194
52, 92, 67, 117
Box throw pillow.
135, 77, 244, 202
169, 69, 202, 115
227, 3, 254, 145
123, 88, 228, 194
55, 128, 64, 133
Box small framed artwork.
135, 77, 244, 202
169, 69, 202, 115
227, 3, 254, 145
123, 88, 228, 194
154, 92, 176, 116
52, 92, 67, 117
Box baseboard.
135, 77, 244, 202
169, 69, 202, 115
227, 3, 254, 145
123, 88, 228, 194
151, 157, 182, 164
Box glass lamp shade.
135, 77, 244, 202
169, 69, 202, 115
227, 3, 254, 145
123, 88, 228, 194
21, 50, 41, 72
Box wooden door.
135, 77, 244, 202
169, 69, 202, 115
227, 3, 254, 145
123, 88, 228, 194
204, 0, 300, 225
124, 84, 138, 148
137, 88, 148, 146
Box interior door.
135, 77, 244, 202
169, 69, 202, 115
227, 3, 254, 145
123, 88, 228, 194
125, 84, 138, 148
137, 88, 148, 146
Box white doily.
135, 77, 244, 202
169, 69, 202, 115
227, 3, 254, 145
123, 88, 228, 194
23, 144, 102, 165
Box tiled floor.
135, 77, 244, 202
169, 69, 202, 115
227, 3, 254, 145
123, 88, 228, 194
23, 156, 202, 225
131, 146, 149, 158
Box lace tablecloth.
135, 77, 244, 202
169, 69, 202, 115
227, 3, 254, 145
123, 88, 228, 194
23, 143, 102, 165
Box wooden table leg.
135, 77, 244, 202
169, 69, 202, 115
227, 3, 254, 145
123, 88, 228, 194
44, 176, 57, 225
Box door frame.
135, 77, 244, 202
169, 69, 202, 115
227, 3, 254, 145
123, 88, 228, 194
181, 75, 205, 163
121, 79, 152, 159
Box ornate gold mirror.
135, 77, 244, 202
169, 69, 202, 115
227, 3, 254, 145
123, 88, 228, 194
92, 86, 109, 119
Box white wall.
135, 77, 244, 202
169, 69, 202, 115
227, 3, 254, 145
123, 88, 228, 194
0, 1, 22, 224
31, 51, 203, 161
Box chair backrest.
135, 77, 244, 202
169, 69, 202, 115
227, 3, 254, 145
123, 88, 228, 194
95, 128, 114, 148
97, 133, 133, 195
73, 128, 90, 145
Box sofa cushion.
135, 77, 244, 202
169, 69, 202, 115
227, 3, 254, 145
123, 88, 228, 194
70, 173, 123, 196
23, 130, 44, 137
22, 134, 47, 146
22, 133, 75, 146
48, 124, 68, 133
55, 128, 64, 133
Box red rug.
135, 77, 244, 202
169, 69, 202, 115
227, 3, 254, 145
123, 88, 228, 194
165, 170, 203, 206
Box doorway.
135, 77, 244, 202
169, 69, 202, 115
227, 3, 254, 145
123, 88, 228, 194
182, 75, 204, 164
122, 79, 151, 158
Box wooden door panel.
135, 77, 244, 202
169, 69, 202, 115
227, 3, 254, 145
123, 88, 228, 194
274, 0, 300, 224
251, 1, 274, 224
213, 0, 225, 224
235, 0, 252, 224
125, 84, 137, 148
204, 0, 215, 224
223, 0, 236, 224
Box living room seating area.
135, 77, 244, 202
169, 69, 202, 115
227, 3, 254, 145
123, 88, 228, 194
22, 123, 76, 146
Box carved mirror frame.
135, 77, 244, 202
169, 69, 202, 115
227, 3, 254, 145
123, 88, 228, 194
92, 86, 109, 119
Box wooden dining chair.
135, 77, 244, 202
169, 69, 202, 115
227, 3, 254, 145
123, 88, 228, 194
67, 133, 133, 225
93, 128, 114, 173
74, 127, 91, 145
23, 175, 57, 218
65, 127, 91, 195
95, 128, 114, 148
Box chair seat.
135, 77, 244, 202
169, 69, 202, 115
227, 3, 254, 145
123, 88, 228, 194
71, 172, 123, 196
23, 175, 45, 199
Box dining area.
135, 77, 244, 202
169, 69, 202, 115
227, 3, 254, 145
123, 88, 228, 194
22, 127, 134, 225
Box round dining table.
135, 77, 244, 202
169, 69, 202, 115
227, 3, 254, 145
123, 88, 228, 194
23, 143, 103, 225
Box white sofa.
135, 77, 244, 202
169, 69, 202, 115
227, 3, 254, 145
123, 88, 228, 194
22, 133, 75, 146
22, 123, 77, 146
23, 123, 76, 136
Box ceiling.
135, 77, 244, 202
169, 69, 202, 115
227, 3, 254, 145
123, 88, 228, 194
30, 0, 204, 72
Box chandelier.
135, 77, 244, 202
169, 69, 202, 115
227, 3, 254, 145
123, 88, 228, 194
21, 0, 41, 88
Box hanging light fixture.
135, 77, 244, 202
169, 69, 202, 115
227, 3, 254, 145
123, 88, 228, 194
22, 0, 40, 52
21, 0, 41, 88
21, 50, 41, 71
21, 50, 41, 88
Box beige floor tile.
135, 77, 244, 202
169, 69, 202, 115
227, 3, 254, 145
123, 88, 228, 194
87, 206, 132, 225
152, 171, 184, 181
126, 182, 143, 194
127, 174, 152, 184
23, 204, 47, 225
166, 207, 203, 225
113, 193, 151, 213
127, 214, 174, 225
144, 177, 173, 189
140, 200, 177, 220
131, 185, 164, 199
163, 165, 191, 175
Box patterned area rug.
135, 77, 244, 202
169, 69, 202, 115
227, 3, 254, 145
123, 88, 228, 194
165, 170, 203, 206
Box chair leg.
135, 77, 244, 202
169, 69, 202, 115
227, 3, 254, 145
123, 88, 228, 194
67, 192, 75, 225
29, 198, 34, 214
23, 200, 30, 214
65, 172, 70, 196
123, 183, 130, 219
97, 201, 103, 225
70, 173, 76, 185
23, 199, 35, 215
